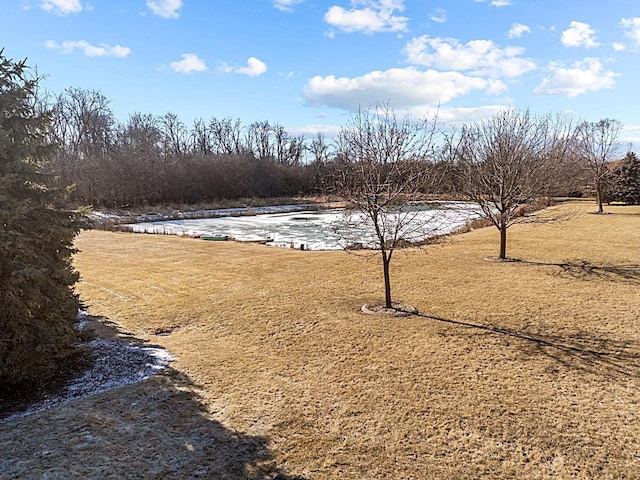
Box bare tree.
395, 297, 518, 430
112, 112, 163, 204
159, 112, 188, 158
246, 120, 274, 160
452, 109, 576, 260
50, 87, 114, 158
574, 118, 623, 213
310, 132, 332, 164
273, 124, 306, 166
48, 87, 115, 204
286, 134, 306, 166
190, 118, 212, 155
209, 116, 244, 155
333, 106, 438, 310
308, 132, 335, 192
273, 124, 289, 165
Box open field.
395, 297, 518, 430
2, 201, 640, 479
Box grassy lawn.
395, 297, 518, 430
2, 201, 640, 479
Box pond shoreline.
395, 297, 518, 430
85, 195, 470, 230
109, 201, 484, 251
89, 201, 346, 230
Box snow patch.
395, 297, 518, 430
1, 339, 173, 423
75, 310, 90, 330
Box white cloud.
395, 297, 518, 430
303, 67, 505, 111
324, 0, 409, 34
45, 40, 131, 57
236, 57, 268, 77
170, 53, 207, 73
403, 35, 536, 78
411, 104, 509, 124
621, 17, 640, 45
429, 8, 447, 23
508, 23, 531, 39
219, 57, 267, 77
438, 105, 510, 123
534, 58, 617, 97
147, 0, 183, 19
273, 0, 305, 12
612, 42, 626, 52
39, 0, 83, 15
561, 21, 600, 48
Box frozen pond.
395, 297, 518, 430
123, 203, 482, 251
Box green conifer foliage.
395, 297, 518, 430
0, 51, 84, 386
611, 152, 640, 205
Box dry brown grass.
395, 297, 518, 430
2, 201, 640, 479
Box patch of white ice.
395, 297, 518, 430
123, 202, 483, 251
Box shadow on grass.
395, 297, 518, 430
417, 313, 640, 379
0, 317, 306, 480
516, 259, 640, 284
599, 207, 640, 216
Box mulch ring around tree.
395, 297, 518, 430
361, 302, 419, 317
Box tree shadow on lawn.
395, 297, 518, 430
418, 313, 640, 379
519, 259, 640, 284
0, 317, 306, 480
600, 209, 640, 216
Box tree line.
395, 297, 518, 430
40, 87, 638, 211
42, 87, 332, 207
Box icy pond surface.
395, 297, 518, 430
123, 202, 481, 251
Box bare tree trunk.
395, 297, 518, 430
382, 252, 392, 308
596, 182, 605, 214
499, 226, 507, 260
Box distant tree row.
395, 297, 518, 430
38, 87, 640, 214
41, 87, 335, 207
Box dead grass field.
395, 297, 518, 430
2, 201, 640, 479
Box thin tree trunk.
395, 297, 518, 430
499, 226, 507, 260
596, 184, 605, 213
382, 252, 392, 308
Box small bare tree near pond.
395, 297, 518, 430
574, 118, 624, 214
332, 106, 439, 311
450, 109, 577, 260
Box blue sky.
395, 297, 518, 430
1, 0, 639, 145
